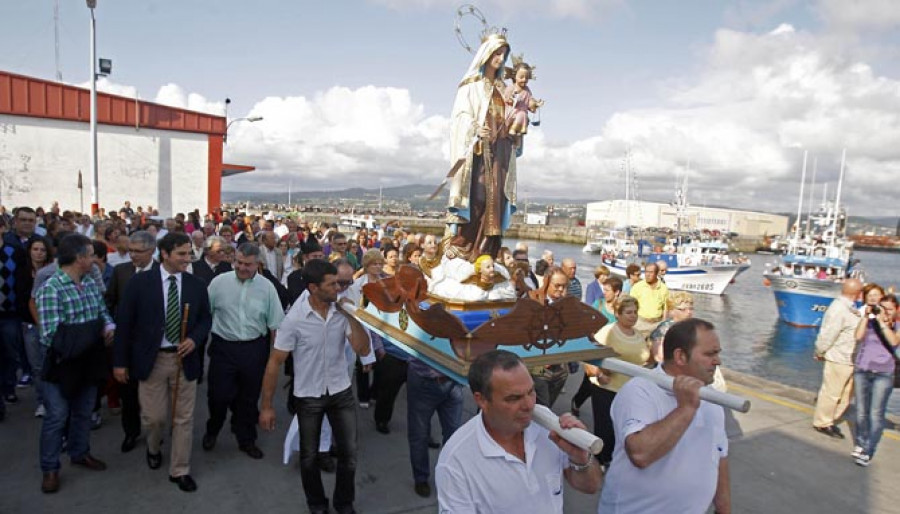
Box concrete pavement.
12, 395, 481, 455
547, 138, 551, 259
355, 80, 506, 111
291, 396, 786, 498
1, 369, 898, 513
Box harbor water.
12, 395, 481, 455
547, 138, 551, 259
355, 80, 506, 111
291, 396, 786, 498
507, 240, 899, 414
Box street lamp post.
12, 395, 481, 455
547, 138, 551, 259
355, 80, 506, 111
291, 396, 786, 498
87, 0, 98, 215
224, 116, 263, 143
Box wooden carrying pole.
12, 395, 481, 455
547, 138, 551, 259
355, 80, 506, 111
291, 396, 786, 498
170, 304, 190, 433
600, 358, 751, 413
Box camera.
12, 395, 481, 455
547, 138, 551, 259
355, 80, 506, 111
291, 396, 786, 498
867, 304, 881, 319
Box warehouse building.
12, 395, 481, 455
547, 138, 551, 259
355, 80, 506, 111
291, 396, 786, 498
585, 199, 789, 238
0, 70, 253, 216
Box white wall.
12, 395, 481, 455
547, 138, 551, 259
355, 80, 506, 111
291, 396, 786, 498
585, 200, 789, 237
0, 114, 209, 216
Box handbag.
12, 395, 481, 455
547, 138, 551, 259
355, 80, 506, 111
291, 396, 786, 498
871, 319, 900, 388
50, 318, 104, 360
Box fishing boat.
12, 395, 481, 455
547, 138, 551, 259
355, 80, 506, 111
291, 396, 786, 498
601, 171, 751, 295
763, 150, 861, 327
603, 240, 750, 295
582, 229, 639, 255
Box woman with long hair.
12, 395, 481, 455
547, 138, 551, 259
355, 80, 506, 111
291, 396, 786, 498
16, 236, 53, 417
851, 286, 898, 466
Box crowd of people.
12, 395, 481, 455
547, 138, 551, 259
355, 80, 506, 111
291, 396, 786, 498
0, 200, 790, 513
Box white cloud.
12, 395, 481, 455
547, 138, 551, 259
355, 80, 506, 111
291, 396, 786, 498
154, 83, 225, 115
366, 0, 622, 21
816, 0, 900, 32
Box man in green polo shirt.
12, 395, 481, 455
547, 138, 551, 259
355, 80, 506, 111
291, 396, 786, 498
629, 262, 669, 339
202, 243, 285, 459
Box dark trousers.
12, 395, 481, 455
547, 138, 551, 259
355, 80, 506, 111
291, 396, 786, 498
206, 335, 269, 445
374, 354, 408, 425
355, 358, 373, 403
294, 387, 357, 513
532, 365, 568, 409
407, 371, 463, 483
572, 373, 593, 409
590, 386, 616, 465
120, 378, 141, 438
1, 317, 23, 395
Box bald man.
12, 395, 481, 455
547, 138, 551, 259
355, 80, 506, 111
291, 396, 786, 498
812, 278, 863, 439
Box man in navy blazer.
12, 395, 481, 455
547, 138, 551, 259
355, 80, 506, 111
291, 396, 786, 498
113, 233, 211, 493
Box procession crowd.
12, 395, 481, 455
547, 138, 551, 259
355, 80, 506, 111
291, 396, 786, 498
0, 199, 783, 513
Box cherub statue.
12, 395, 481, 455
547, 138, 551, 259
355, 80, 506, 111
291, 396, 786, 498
505, 57, 544, 136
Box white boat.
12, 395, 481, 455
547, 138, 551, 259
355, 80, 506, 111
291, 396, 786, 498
337, 214, 380, 236
582, 230, 639, 255
603, 241, 750, 295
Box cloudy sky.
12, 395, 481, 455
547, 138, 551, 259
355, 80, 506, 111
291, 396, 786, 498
2, 0, 899, 216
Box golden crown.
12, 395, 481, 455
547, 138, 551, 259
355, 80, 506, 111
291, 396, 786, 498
480, 26, 508, 43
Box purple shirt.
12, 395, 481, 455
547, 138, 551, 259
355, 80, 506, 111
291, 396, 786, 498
854, 322, 896, 374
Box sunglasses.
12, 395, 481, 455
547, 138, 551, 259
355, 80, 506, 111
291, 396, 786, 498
337, 279, 354, 288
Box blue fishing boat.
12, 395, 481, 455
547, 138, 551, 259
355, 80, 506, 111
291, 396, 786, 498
763, 150, 862, 327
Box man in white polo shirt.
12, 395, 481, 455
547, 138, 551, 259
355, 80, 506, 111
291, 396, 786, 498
436, 350, 602, 513
598, 318, 731, 514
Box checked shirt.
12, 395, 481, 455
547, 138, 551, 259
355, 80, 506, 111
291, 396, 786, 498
36, 269, 113, 347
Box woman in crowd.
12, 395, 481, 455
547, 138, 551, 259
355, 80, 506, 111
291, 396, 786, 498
583, 295, 651, 468
16, 236, 53, 417
851, 286, 898, 467
622, 263, 642, 294
351, 250, 388, 410
584, 265, 610, 308
404, 244, 422, 268
382, 246, 400, 277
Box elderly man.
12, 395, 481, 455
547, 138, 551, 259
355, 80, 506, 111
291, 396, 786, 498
191, 235, 232, 287
561, 258, 582, 301
190, 231, 205, 262
436, 350, 602, 512
812, 278, 863, 439
105, 230, 157, 453
258, 231, 284, 280
598, 318, 730, 513
655, 260, 668, 283
203, 243, 284, 459
629, 262, 669, 339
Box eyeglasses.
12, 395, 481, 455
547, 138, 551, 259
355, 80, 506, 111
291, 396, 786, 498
128, 247, 152, 254
337, 279, 354, 288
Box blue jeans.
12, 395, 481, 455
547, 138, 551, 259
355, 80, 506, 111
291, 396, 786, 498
22, 323, 45, 405
0, 317, 23, 394
293, 387, 358, 513
853, 370, 894, 458
40, 382, 97, 472
406, 371, 463, 483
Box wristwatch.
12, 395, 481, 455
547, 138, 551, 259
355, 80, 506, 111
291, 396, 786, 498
568, 453, 594, 472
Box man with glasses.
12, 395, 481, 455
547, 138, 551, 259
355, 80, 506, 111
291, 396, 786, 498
203, 243, 284, 460
106, 231, 157, 453
513, 249, 538, 290
326, 233, 359, 270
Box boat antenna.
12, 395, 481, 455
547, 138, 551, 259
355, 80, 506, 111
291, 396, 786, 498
793, 150, 808, 249
805, 156, 817, 236
831, 148, 847, 246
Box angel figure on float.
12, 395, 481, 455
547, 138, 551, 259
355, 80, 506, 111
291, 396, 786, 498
505, 57, 544, 136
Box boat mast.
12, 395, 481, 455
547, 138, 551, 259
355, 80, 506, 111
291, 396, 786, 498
805, 157, 817, 236
793, 150, 808, 249
831, 149, 847, 245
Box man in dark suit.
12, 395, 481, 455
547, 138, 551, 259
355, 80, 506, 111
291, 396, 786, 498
105, 230, 156, 453
113, 233, 212, 493
191, 235, 232, 287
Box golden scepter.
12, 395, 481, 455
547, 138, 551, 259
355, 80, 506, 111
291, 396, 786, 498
171, 303, 190, 435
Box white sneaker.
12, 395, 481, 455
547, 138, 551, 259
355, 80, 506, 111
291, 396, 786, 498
34, 405, 46, 418
855, 454, 871, 467
851, 446, 864, 459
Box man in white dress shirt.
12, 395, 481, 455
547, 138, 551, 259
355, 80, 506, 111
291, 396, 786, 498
259, 259, 370, 514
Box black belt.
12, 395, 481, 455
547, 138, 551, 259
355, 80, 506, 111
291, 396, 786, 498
212, 333, 267, 344
158, 346, 178, 353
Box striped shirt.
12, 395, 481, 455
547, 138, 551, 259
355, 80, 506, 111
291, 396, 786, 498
36, 268, 113, 347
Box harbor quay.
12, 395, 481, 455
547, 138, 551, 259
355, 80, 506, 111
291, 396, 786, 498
1, 367, 897, 513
